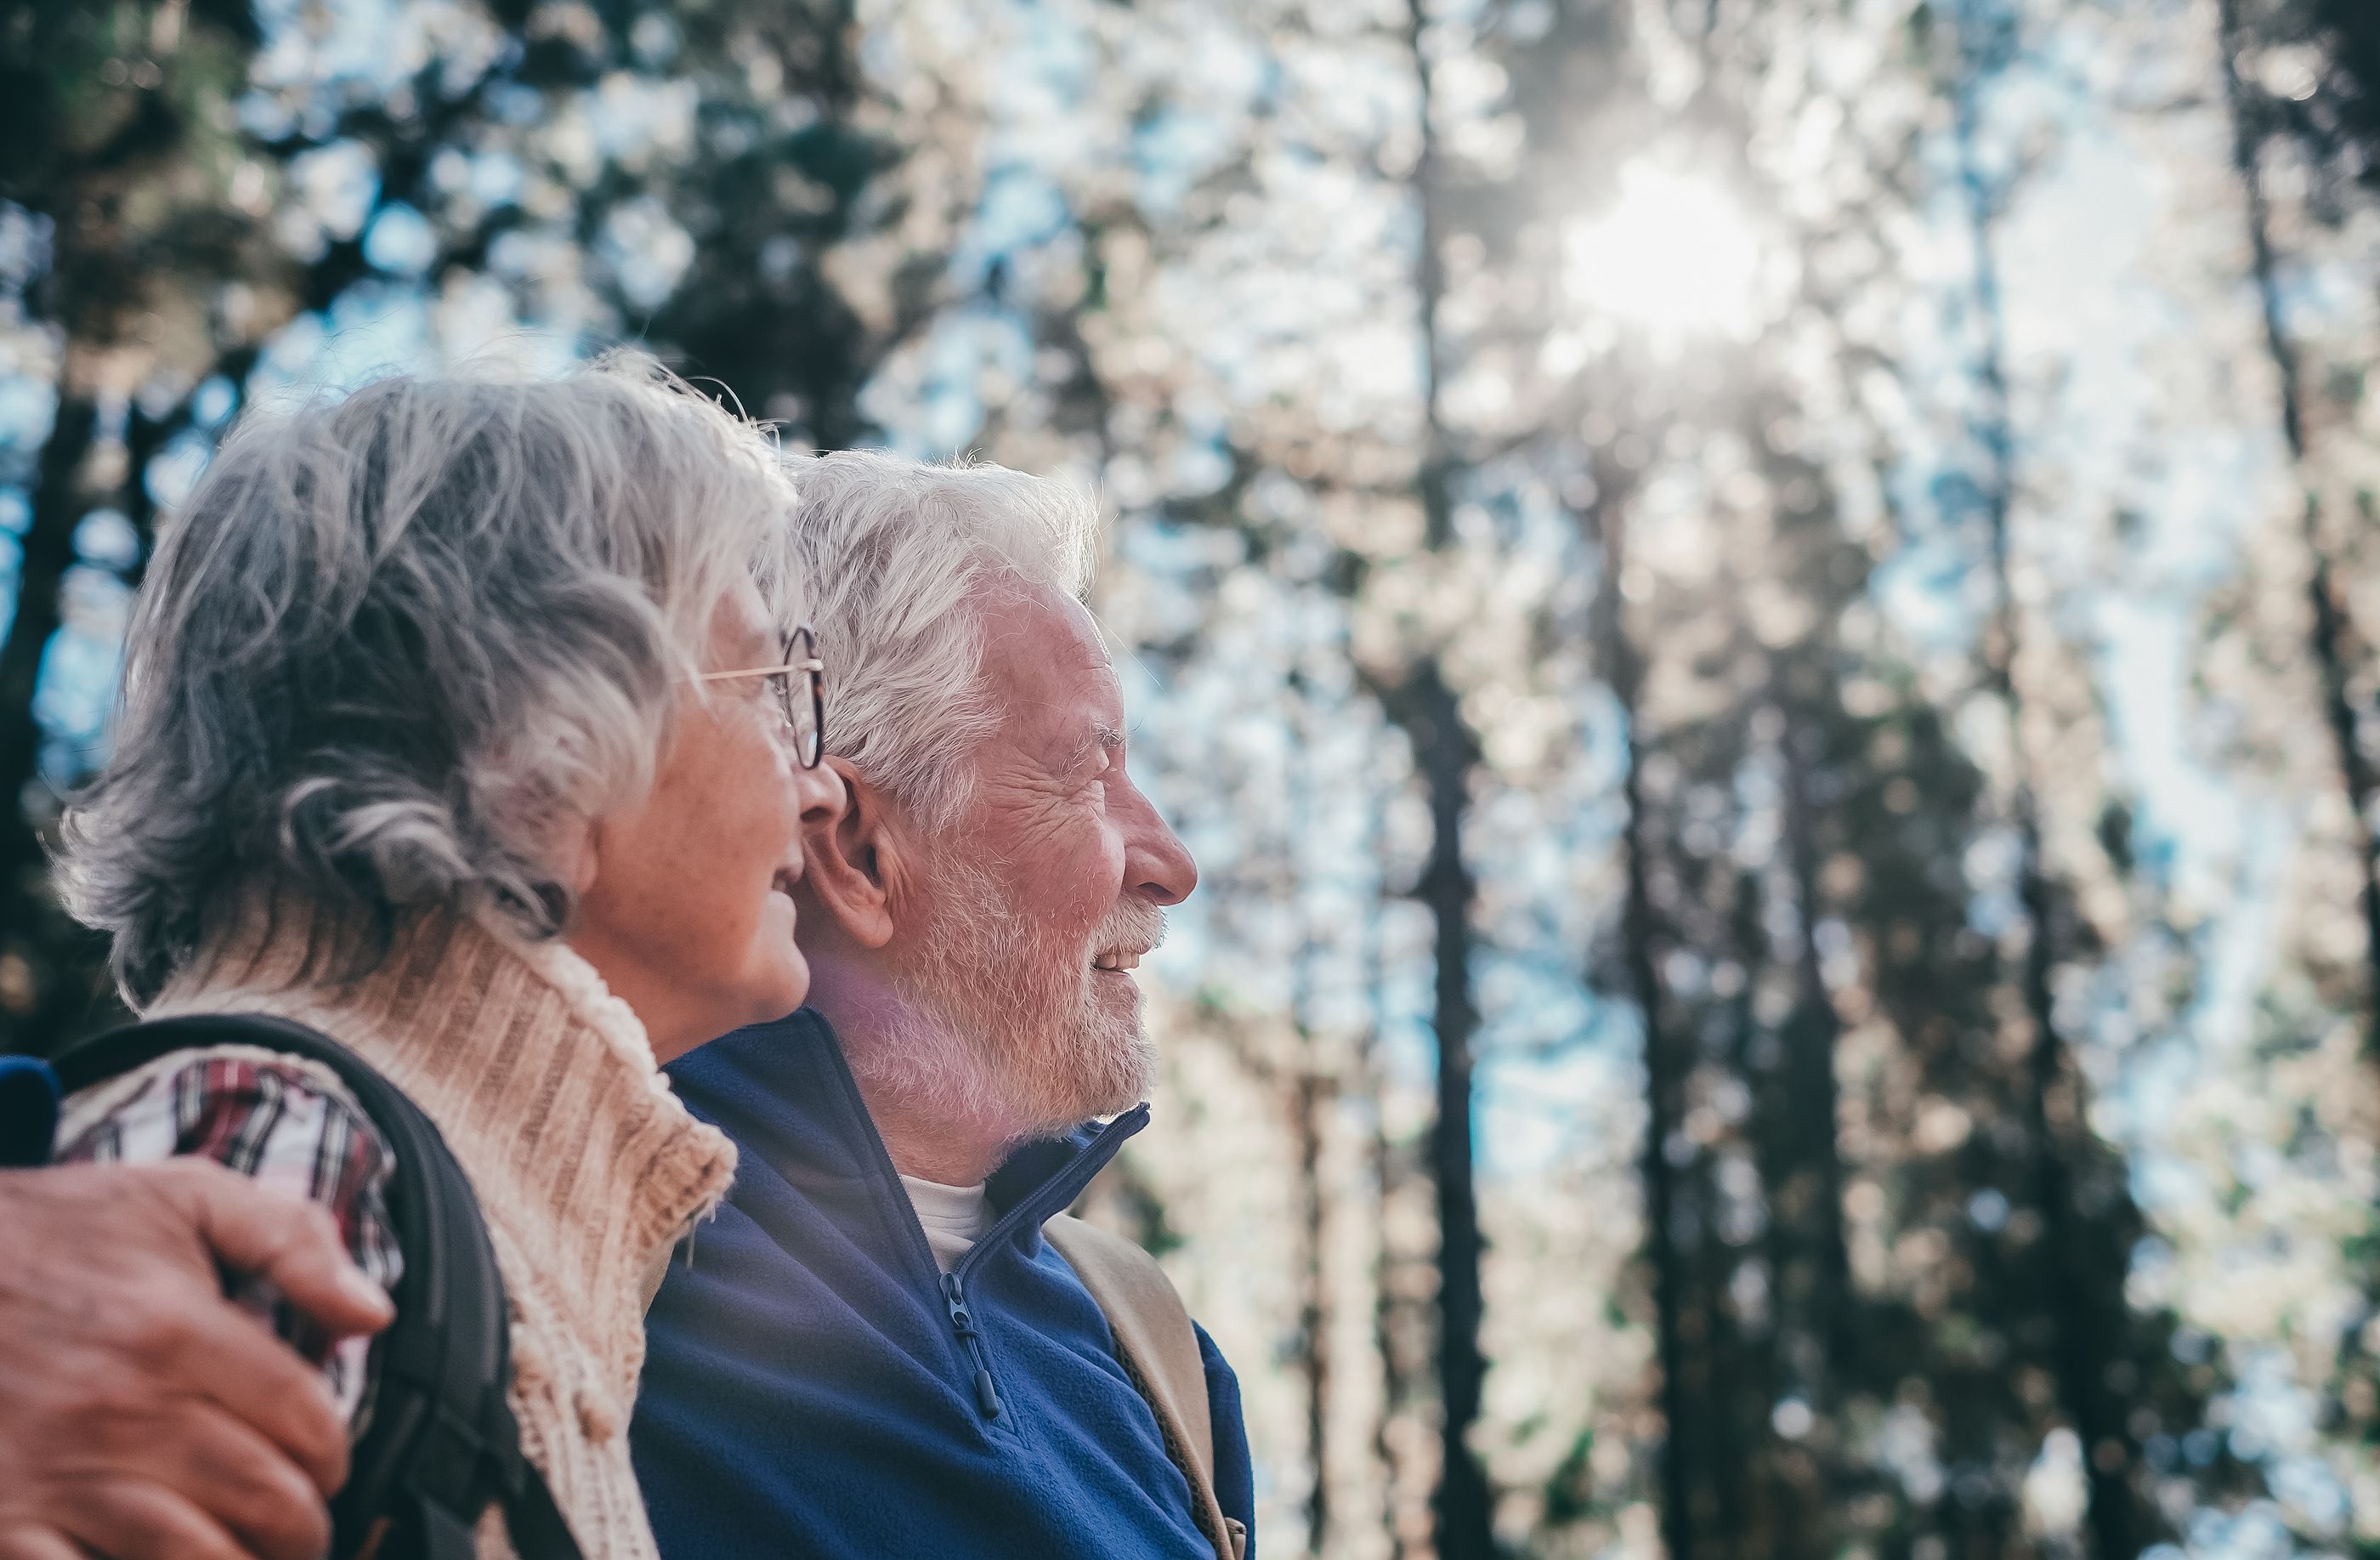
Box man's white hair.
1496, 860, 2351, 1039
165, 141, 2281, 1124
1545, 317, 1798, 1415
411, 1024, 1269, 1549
61, 353, 797, 1004
782, 450, 1099, 827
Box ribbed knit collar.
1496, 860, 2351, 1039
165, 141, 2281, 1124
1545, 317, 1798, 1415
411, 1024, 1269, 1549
146, 894, 737, 1388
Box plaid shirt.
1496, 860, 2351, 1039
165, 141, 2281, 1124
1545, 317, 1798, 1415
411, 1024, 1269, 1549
58, 1051, 404, 1427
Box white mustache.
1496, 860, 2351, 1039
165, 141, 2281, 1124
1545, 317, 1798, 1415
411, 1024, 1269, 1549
1089, 901, 1166, 968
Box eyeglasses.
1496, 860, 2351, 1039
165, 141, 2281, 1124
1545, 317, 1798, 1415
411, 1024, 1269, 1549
697, 625, 827, 769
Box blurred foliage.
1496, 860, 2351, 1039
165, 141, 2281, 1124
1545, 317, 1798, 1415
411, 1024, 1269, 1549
7, 2, 2380, 1559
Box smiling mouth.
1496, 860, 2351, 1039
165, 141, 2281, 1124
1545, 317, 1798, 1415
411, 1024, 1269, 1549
1091, 950, 1143, 973
771, 867, 801, 899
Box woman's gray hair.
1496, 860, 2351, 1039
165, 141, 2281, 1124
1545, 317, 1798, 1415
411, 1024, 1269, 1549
781, 451, 1098, 831
60, 353, 798, 1005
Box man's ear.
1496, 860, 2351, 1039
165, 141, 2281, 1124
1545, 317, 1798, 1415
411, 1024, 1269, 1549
800, 757, 904, 950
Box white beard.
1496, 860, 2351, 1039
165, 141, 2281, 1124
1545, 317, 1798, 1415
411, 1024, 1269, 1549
843, 856, 1163, 1146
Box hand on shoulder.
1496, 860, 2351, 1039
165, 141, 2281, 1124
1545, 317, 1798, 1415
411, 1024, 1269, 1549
0, 1158, 391, 1560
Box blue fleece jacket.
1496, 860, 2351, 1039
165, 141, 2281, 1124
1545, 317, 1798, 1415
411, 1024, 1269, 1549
634, 1008, 1256, 1559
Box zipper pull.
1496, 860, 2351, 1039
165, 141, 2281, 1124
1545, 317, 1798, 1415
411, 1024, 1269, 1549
939, 1272, 1003, 1418
938, 1271, 974, 1335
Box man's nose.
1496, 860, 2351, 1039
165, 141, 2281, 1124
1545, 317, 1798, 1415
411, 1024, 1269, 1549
1121, 784, 1197, 906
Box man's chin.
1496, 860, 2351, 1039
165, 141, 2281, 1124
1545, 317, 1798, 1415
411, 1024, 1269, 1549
1070, 1020, 1155, 1120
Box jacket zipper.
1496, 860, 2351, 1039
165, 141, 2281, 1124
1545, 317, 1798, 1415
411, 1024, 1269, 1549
935, 1109, 1147, 1421
939, 1271, 1004, 1417
811, 1017, 1149, 1428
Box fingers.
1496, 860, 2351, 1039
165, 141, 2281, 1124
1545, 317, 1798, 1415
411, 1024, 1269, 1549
0, 1528, 88, 1560
0, 1162, 354, 1560
59, 1483, 246, 1560
169, 1401, 337, 1560
21, 1388, 332, 1560
160, 1160, 394, 1338
127, 1279, 354, 1500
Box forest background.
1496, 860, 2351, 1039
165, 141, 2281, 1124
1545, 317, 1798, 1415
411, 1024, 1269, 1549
6, 1, 2380, 1558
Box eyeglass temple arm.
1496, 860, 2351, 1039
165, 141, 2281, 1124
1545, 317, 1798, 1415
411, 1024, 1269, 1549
695, 660, 824, 682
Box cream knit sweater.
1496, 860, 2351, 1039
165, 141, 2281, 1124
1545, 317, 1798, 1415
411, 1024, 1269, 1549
137, 902, 739, 1560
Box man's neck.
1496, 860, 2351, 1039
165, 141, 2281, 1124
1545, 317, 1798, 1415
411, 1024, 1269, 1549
866, 1090, 1006, 1186
802, 955, 1014, 1186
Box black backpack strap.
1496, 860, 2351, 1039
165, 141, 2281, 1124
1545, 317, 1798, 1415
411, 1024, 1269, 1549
48, 1014, 584, 1560
503, 1458, 586, 1558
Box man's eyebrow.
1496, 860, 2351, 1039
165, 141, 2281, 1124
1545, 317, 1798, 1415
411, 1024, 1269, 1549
1062, 724, 1126, 772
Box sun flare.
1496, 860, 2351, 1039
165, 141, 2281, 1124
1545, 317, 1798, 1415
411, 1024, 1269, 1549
1562, 161, 1764, 343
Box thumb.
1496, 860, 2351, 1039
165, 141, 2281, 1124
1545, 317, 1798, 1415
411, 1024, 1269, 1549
156, 1159, 394, 1339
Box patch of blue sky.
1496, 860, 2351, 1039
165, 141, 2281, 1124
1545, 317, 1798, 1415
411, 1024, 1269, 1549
1478, 948, 1599, 1055
243, 275, 580, 411
867, 303, 1037, 458
246, 282, 436, 408
189, 376, 239, 431
71, 509, 139, 571
2091, 596, 2243, 888
982, 3, 1097, 173
249, 0, 493, 107
30, 563, 132, 786
1131, 103, 1244, 220
2181, 1498, 2298, 1560
2273, 235, 2370, 343
0, 489, 26, 649
1478, 1030, 1634, 1177
1378, 958, 1442, 1092
2189, 801, 2296, 1057
2221, 1347, 2345, 1534
598, 196, 695, 313
0, 201, 51, 293
587, 74, 698, 167
426, 146, 525, 213
1961, 822, 2026, 940
0, 374, 59, 482
143, 431, 215, 516
236, 89, 301, 143
364, 202, 439, 276
948, 166, 1074, 292
278, 139, 382, 263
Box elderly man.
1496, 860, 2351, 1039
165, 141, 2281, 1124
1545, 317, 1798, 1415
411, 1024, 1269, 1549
0, 448, 1247, 1560
629, 451, 1249, 1560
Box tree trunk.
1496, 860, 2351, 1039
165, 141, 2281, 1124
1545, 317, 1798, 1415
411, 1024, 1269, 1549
1295, 1067, 1334, 1557
1743, 698, 1852, 1559
1362, 782, 1414, 1560
1951, 8, 2140, 1551
1371, 1120, 1412, 1560
1400, 656, 1495, 1560
0, 396, 99, 1048
2214, 0, 2380, 1057
1402, 2, 1495, 1550
1777, 709, 1854, 1402
1587, 486, 1697, 1560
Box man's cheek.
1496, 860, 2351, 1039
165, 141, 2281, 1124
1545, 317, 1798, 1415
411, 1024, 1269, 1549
1071, 845, 1128, 915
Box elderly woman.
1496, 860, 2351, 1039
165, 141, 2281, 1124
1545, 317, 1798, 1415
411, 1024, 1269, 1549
41, 356, 843, 1559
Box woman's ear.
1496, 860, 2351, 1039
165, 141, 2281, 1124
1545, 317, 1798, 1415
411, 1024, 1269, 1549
558, 817, 602, 899
799, 757, 900, 950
